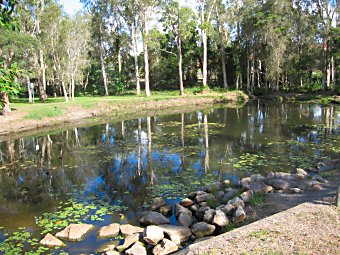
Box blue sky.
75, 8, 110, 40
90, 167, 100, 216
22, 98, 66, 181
59, 0, 83, 14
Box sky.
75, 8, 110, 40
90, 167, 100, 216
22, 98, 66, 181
59, 0, 83, 15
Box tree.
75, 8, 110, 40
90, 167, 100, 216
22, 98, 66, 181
197, 0, 216, 87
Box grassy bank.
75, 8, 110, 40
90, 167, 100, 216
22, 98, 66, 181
0, 89, 248, 137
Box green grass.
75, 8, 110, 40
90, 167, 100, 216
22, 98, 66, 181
249, 193, 267, 206
23, 106, 63, 119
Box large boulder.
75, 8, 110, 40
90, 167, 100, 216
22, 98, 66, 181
153, 238, 178, 255
265, 179, 289, 190
228, 197, 245, 208
203, 209, 215, 224
222, 188, 238, 203
159, 204, 172, 216
116, 233, 140, 252
296, 168, 308, 177
40, 233, 65, 247
196, 206, 210, 221
175, 203, 192, 217
151, 197, 166, 211
158, 225, 191, 245
249, 181, 273, 193
233, 206, 246, 223
125, 241, 147, 255
240, 190, 253, 203
217, 204, 235, 216
143, 225, 164, 245
140, 211, 170, 226
120, 224, 144, 236
177, 213, 192, 227
98, 223, 120, 238
195, 193, 215, 203
212, 210, 229, 227
96, 240, 119, 253
56, 223, 94, 241
191, 222, 216, 238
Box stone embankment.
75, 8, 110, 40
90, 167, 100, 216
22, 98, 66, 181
39, 168, 330, 254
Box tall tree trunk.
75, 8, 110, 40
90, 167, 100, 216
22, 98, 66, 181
246, 38, 250, 93
118, 47, 122, 82
61, 81, 69, 102
142, 13, 151, 97
1, 92, 11, 115
99, 45, 108, 96
131, 22, 141, 95
27, 76, 33, 103
177, 36, 184, 96
202, 29, 208, 87
39, 49, 47, 101
71, 75, 75, 102
221, 47, 228, 89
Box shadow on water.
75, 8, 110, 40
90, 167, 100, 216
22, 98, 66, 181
0, 101, 339, 253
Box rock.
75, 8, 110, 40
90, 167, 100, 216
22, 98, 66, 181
125, 241, 147, 255
175, 203, 192, 217
294, 173, 305, 180
250, 174, 265, 181
296, 168, 308, 176
40, 233, 65, 247
216, 191, 225, 202
222, 180, 231, 187
187, 192, 197, 199
212, 210, 228, 227
191, 222, 216, 238
55, 223, 94, 241
266, 172, 275, 179
311, 183, 322, 190
143, 225, 164, 245
140, 211, 170, 226
196, 191, 206, 196
116, 233, 140, 252
203, 209, 215, 224
159, 204, 172, 216
203, 182, 223, 192
190, 205, 198, 213
195, 193, 215, 203
289, 188, 302, 193
120, 224, 144, 236
96, 240, 119, 253
98, 223, 120, 238
180, 198, 194, 207
273, 172, 290, 179
241, 177, 251, 188
233, 206, 246, 223
217, 204, 235, 216
178, 212, 192, 227
158, 225, 191, 245
312, 175, 328, 183
196, 206, 210, 221
193, 236, 214, 244
240, 190, 253, 203
222, 188, 238, 203
228, 197, 245, 208
153, 238, 178, 255
249, 181, 273, 193
199, 202, 208, 207
105, 251, 120, 255
151, 197, 166, 211
265, 179, 289, 190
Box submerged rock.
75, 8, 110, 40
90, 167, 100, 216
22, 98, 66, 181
143, 225, 164, 245
116, 233, 140, 252
151, 197, 166, 211
158, 225, 191, 245
40, 233, 65, 247
55, 223, 94, 241
153, 238, 178, 255
140, 211, 170, 226
96, 240, 119, 253
120, 224, 144, 236
125, 241, 147, 255
98, 223, 120, 238
191, 222, 216, 238
212, 210, 229, 227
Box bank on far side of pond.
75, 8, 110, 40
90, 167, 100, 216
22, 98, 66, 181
0, 90, 248, 138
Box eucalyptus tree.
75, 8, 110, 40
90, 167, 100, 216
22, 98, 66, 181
161, 0, 196, 95
197, 0, 217, 87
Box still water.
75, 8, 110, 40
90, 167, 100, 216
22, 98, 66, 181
0, 102, 339, 253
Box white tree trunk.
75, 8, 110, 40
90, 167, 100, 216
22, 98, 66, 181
142, 12, 151, 97
202, 30, 208, 87
132, 22, 141, 95
26, 76, 33, 103
221, 49, 228, 89
61, 81, 69, 102
177, 36, 184, 96
71, 76, 75, 102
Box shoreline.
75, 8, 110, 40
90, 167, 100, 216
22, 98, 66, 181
0, 92, 248, 140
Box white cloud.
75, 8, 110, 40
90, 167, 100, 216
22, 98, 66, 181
59, 0, 82, 15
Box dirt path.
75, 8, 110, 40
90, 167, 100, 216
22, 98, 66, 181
176, 174, 340, 255
0, 93, 246, 139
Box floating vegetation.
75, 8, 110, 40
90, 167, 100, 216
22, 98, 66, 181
0, 228, 49, 255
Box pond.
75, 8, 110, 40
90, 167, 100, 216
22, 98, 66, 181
0, 101, 339, 254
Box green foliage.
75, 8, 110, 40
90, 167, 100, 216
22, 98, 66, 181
0, 0, 18, 31
250, 193, 267, 206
